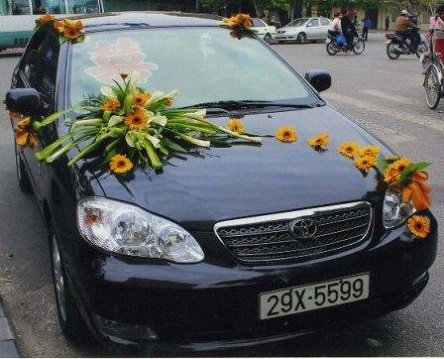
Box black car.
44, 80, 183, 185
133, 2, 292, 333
5, 12, 437, 355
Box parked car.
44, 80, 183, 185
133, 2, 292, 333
276, 17, 331, 44
5, 11, 437, 355
251, 17, 276, 43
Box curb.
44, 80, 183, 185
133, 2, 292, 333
0, 298, 20, 358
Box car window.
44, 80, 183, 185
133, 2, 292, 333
69, 27, 315, 108
251, 18, 265, 27
287, 18, 308, 27
320, 18, 331, 26
307, 19, 319, 27
19, 30, 59, 111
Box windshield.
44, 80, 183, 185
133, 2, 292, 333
68, 27, 316, 108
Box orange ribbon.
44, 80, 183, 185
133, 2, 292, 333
401, 171, 431, 211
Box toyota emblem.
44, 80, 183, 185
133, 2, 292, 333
290, 218, 317, 239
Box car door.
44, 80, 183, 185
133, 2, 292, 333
319, 18, 331, 39
12, 30, 60, 201
305, 18, 320, 40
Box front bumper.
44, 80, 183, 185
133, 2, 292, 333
65, 218, 438, 354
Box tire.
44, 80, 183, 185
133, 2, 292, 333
50, 232, 91, 343
416, 42, 427, 58
326, 42, 337, 55
14, 144, 32, 193
424, 65, 442, 110
297, 33, 307, 44
263, 33, 272, 44
386, 42, 401, 60
352, 38, 365, 55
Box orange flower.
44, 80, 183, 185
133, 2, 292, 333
383, 158, 411, 184
308, 132, 329, 149
164, 98, 174, 107
53, 20, 64, 34
353, 155, 376, 172
338, 141, 359, 158
227, 118, 245, 134
134, 91, 151, 108
38, 14, 55, 26
358, 145, 380, 159
101, 97, 120, 112
17, 116, 31, 128
109, 154, 133, 174
124, 108, 149, 130
407, 215, 431, 239
275, 126, 297, 143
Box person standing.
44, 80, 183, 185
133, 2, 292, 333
385, 15, 390, 31
341, 8, 358, 50
362, 16, 371, 41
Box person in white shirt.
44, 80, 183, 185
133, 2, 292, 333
328, 12, 343, 38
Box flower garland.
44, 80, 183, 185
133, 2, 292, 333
12, 114, 38, 148
35, 14, 84, 44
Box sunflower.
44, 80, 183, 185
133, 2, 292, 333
164, 98, 174, 107
134, 91, 151, 108
338, 141, 359, 158
101, 97, 120, 112
308, 132, 329, 149
124, 108, 149, 130
275, 126, 297, 143
37, 14, 55, 26
407, 215, 431, 239
109, 154, 134, 174
358, 145, 380, 159
383, 157, 411, 184
227, 118, 245, 134
353, 155, 376, 173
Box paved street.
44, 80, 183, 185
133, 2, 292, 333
0, 31, 443, 357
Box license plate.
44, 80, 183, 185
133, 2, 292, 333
259, 273, 370, 320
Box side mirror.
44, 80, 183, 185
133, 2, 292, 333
304, 69, 331, 92
5, 88, 42, 115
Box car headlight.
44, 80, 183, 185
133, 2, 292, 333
382, 188, 415, 229
76, 197, 204, 263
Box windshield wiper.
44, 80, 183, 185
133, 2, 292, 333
183, 100, 321, 112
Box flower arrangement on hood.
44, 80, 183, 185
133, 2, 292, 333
338, 141, 432, 239
221, 13, 257, 39
33, 73, 261, 174
35, 14, 84, 44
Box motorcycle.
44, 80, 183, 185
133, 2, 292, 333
326, 33, 365, 55
386, 31, 428, 59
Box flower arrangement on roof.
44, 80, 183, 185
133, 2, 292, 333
221, 13, 257, 39
32, 73, 262, 174
35, 15, 84, 44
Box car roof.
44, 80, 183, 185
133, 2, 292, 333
65, 11, 223, 33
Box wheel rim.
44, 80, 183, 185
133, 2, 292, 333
298, 34, 306, 44
264, 34, 271, 43
425, 67, 441, 109
353, 40, 365, 54
52, 234, 67, 323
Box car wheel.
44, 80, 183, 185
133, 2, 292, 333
386, 42, 400, 60
50, 231, 91, 343
326, 42, 337, 55
297, 33, 307, 44
14, 144, 32, 193
264, 33, 272, 44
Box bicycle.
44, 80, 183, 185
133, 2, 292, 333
326, 34, 365, 55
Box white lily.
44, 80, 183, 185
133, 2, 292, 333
125, 132, 135, 147
108, 115, 123, 126
186, 109, 207, 119
152, 115, 168, 127
146, 134, 161, 148
100, 86, 114, 97
164, 89, 179, 99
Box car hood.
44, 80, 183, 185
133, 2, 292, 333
92, 106, 391, 230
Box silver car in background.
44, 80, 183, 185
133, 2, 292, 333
276, 17, 331, 44
251, 17, 277, 44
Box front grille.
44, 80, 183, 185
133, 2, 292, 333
214, 202, 373, 263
